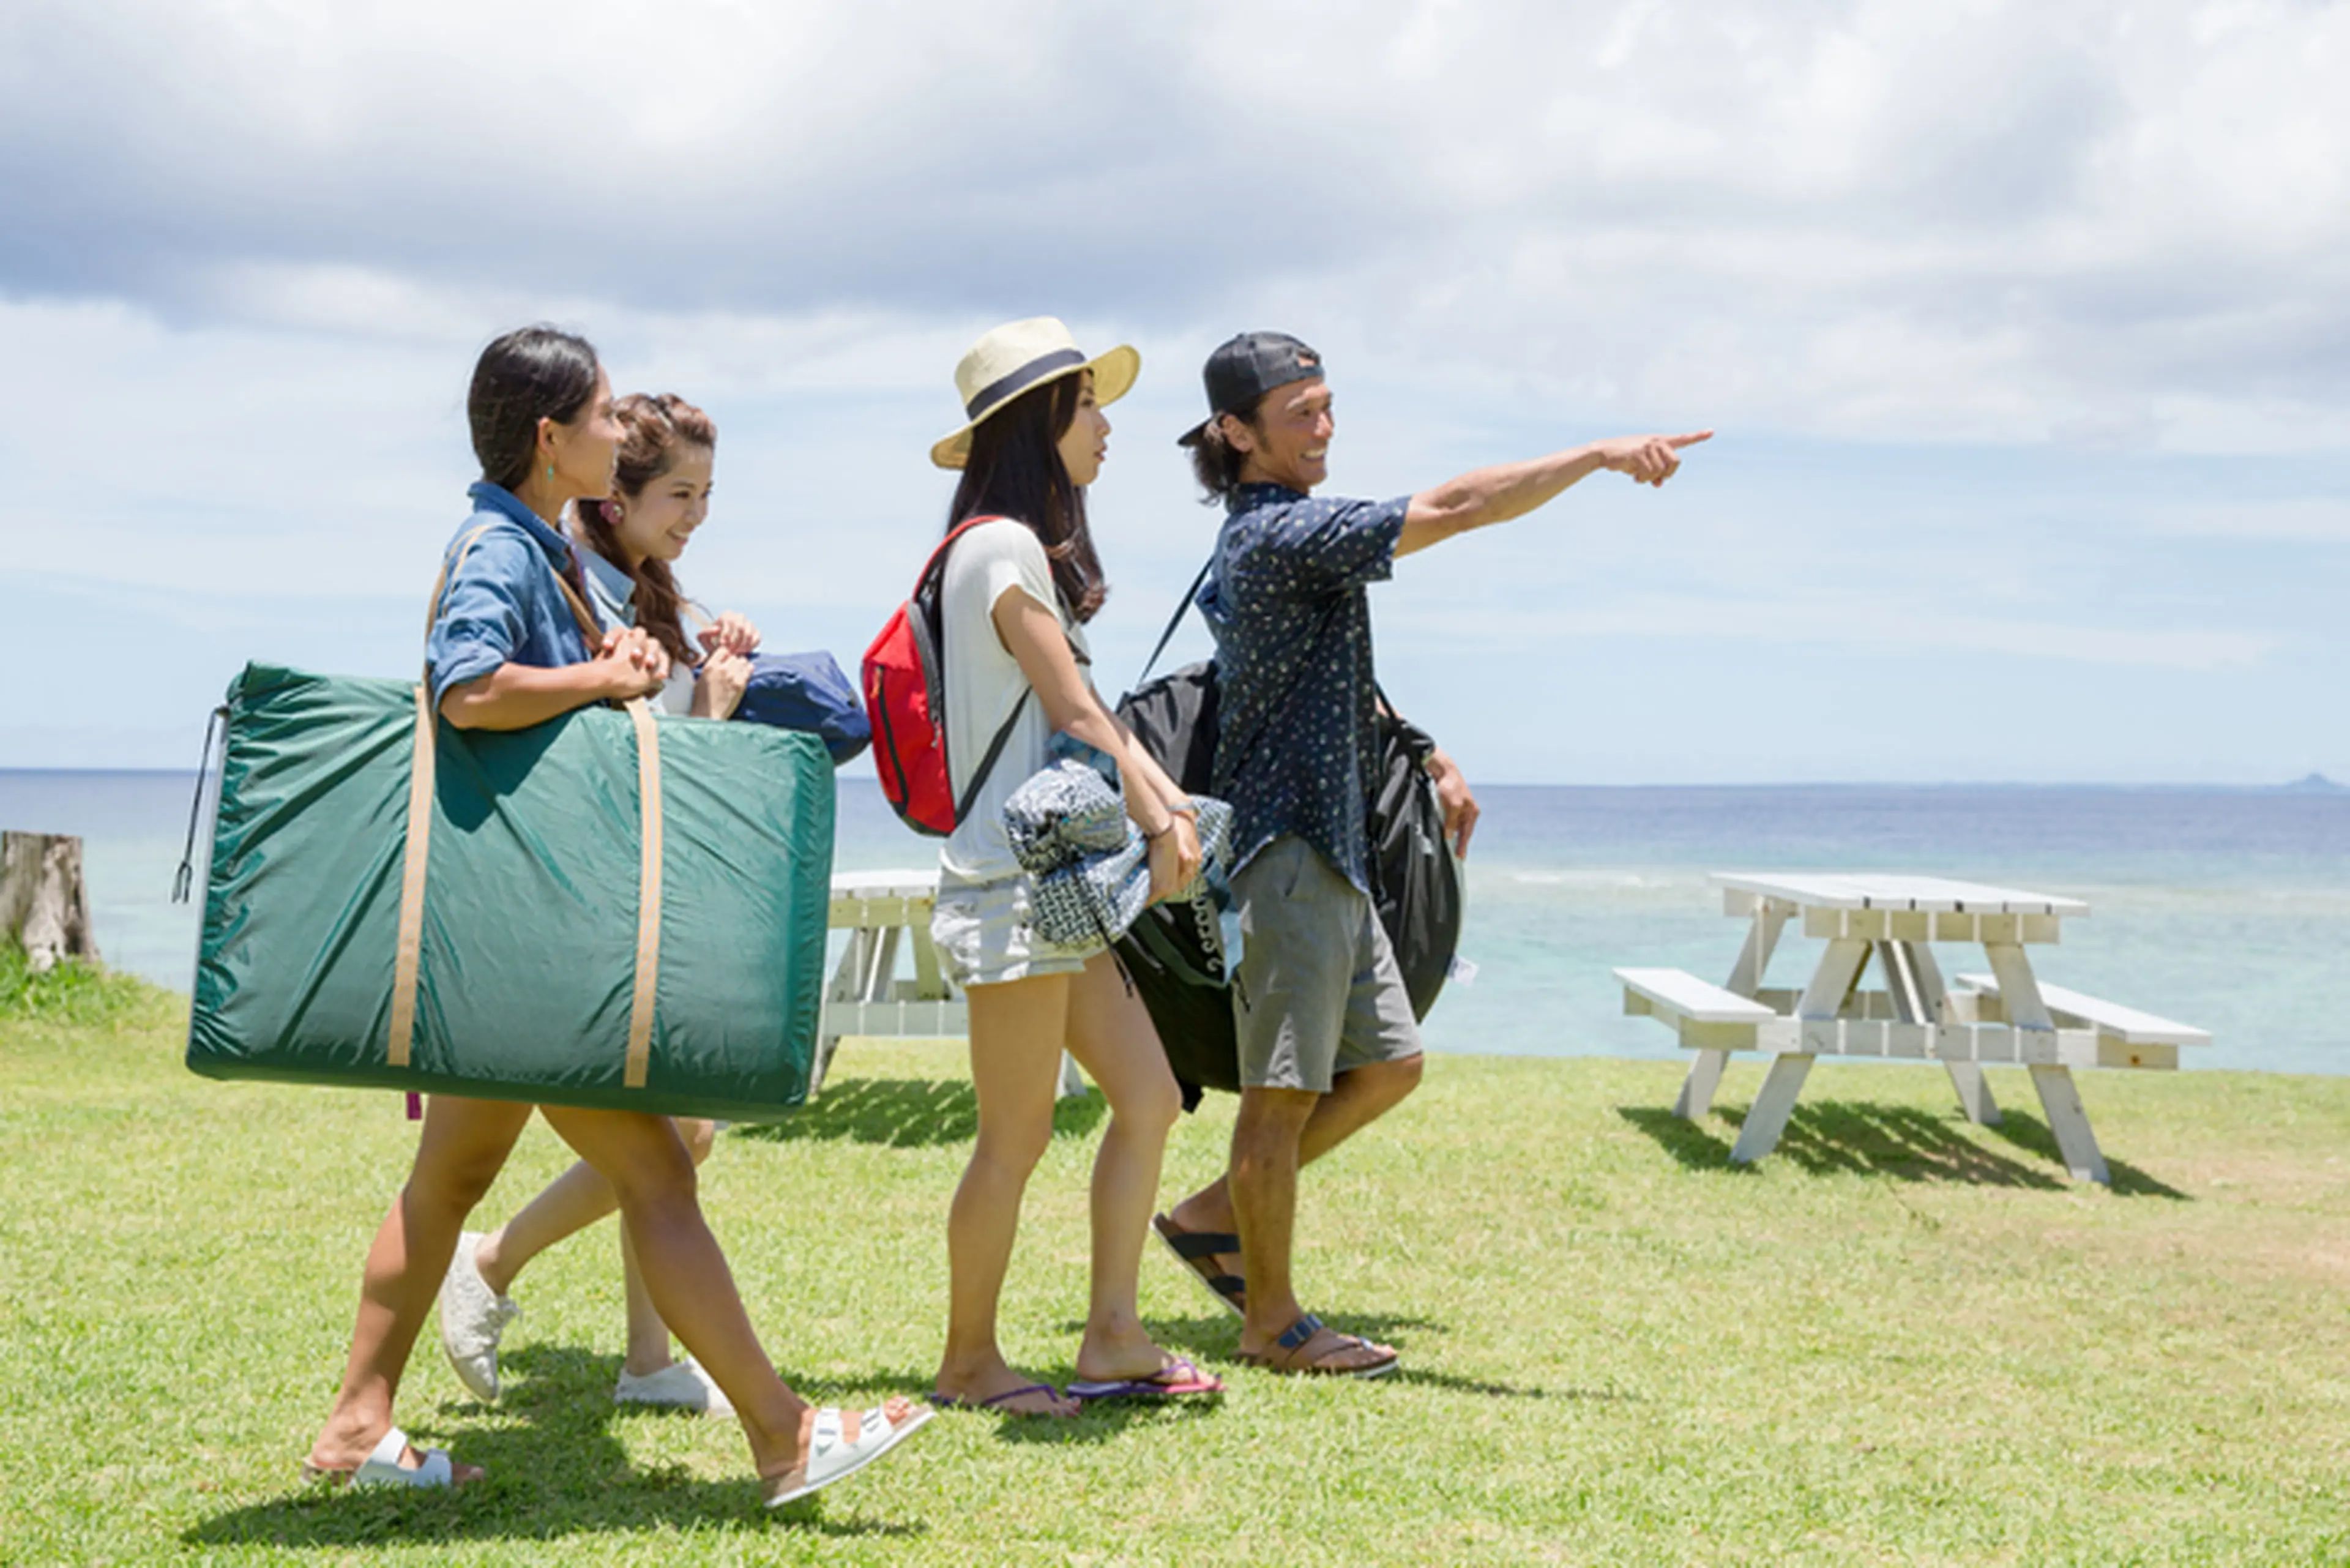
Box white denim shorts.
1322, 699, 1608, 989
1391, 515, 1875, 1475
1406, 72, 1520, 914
931, 869, 1097, 989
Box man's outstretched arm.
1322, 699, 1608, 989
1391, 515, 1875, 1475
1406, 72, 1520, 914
1396, 430, 1712, 558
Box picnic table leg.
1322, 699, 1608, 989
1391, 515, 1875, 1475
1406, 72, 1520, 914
1886, 939, 2001, 1126
1726, 902, 1787, 997
1985, 941, 2109, 1184
910, 919, 952, 1001
811, 927, 875, 1096
1729, 1054, 1814, 1165
1729, 936, 1868, 1165
866, 926, 903, 1001
1941, 1062, 2002, 1127
1683, 899, 1783, 1121
2027, 1065, 2108, 1184
1674, 1050, 1731, 1119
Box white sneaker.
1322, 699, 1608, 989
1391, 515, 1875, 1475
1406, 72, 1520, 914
615, 1357, 734, 1417
437, 1231, 520, 1402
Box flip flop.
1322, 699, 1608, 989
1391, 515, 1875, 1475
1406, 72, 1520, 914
1234, 1313, 1399, 1379
1152, 1212, 1245, 1316
765, 1403, 933, 1508
1067, 1356, 1227, 1402
300, 1426, 466, 1489
928, 1381, 1070, 1415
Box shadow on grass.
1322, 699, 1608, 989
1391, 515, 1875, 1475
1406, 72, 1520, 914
184, 1345, 928, 1549
732, 1077, 1106, 1149
1388, 1368, 1639, 1402
1975, 1110, 2190, 1200
1120, 1311, 1619, 1405
1617, 1101, 2188, 1198
1613, 1107, 1763, 1177
837, 1358, 1230, 1449
1619, 1102, 2050, 1188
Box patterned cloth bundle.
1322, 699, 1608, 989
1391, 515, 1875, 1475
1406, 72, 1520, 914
1002, 760, 1235, 950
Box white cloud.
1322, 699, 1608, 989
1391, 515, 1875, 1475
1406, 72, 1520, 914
2, 0, 2346, 449
4, 0, 2348, 780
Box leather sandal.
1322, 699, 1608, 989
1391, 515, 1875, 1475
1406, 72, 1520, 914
1234, 1313, 1399, 1379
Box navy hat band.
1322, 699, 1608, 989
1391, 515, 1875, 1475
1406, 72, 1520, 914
966, 348, 1087, 420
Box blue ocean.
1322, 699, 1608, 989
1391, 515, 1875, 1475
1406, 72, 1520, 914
7, 770, 2344, 1076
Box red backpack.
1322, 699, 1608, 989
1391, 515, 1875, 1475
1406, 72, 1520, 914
862, 516, 1033, 836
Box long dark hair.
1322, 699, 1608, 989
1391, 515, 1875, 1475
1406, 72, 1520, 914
468, 325, 600, 494
947, 373, 1107, 622
575, 393, 716, 666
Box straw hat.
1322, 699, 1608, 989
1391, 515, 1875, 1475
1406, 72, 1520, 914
930, 317, 1140, 470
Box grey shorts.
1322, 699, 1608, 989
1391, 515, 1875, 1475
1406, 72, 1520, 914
1230, 835, 1422, 1094
931, 869, 1095, 990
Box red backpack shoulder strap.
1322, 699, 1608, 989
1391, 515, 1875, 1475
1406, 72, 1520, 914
920, 513, 1007, 574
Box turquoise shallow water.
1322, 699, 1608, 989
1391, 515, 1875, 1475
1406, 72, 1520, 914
7, 770, 2344, 1076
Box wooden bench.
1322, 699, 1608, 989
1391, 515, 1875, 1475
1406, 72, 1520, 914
1952, 974, 2210, 1070
1617, 967, 1786, 1043
1617, 968, 1795, 1120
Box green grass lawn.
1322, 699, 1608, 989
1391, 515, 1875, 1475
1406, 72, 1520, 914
5, 957, 2349, 1565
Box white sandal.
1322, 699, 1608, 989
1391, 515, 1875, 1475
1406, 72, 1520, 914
302, 1426, 460, 1488
764, 1404, 932, 1507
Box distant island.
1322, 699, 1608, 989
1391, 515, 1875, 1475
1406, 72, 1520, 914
2283, 773, 2344, 792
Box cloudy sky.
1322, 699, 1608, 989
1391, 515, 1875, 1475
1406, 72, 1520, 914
6, 0, 2345, 782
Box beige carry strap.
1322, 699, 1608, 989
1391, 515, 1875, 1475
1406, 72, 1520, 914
623, 697, 664, 1088
551, 562, 608, 648
422, 523, 499, 643
386, 683, 438, 1068
389, 523, 495, 1069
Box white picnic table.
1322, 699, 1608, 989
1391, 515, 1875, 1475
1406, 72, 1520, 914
1615, 872, 2210, 1184
815, 868, 1084, 1100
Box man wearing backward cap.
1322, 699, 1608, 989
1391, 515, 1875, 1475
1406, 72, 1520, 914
1152, 330, 1710, 1376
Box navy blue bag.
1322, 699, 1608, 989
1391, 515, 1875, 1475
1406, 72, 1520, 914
729, 651, 872, 766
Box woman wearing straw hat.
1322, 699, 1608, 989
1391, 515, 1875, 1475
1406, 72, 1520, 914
926, 318, 1224, 1414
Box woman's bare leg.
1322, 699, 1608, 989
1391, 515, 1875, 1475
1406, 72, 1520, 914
620, 1118, 716, 1374
1062, 952, 1184, 1383
934, 971, 1079, 1416
469, 1116, 717, 1375
535, 1105, 916, 1487
471, 1160, 609, 1297
473, 1117, 714, 1302
307, 1094, 534, 1474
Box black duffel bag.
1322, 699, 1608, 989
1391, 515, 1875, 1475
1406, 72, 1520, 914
1113, 570, 1464, 1108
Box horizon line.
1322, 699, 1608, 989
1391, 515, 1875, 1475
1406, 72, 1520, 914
0, 766, 2339, 794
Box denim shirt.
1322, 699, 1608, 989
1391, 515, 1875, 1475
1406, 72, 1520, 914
576, 542, 636, 635
1199, 482, 1406, 893
423, 482, 597, 706
572, 537, 702, 717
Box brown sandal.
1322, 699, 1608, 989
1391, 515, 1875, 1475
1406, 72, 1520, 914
1234, 1313, 1398, 1378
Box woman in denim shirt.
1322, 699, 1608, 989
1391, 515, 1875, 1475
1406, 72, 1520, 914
304, 326, 927, 1504
438, 392, 763, 1418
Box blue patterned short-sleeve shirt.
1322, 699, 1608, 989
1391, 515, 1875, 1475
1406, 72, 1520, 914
1199, 482, 1406, 892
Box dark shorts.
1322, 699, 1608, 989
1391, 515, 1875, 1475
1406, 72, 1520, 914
1229, 835, 1422, 1094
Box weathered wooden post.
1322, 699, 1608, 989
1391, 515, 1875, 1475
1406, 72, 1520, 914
1, 832, 100, 974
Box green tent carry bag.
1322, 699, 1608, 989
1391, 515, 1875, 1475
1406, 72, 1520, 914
185, 662, 835, 1121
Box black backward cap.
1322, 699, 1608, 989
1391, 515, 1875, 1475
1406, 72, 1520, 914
1177, 331, 1324, 447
